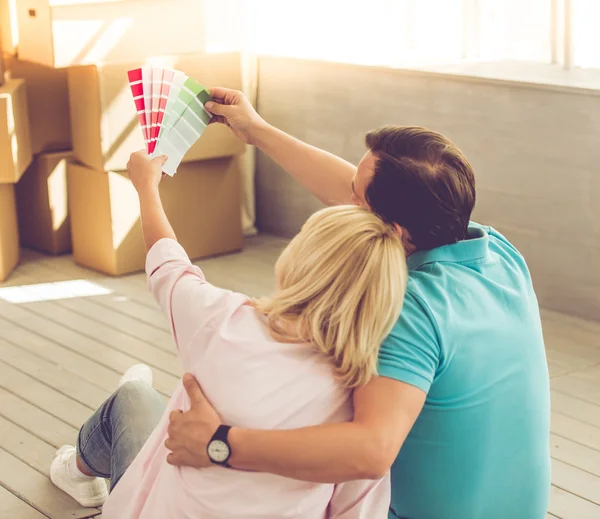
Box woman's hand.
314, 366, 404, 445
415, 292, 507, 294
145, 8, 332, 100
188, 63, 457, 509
206, 87, 269, 145
165, 374, 222, 468
127, 151, 168, 194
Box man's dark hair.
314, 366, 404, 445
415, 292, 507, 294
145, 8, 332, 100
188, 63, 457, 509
365, 126, 476, 250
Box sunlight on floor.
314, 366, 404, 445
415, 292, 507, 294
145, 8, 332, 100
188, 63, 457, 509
0, 279, 113, 304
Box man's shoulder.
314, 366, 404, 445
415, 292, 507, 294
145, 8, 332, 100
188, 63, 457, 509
379, 282, 441, 392
389, 280, 439, 340
404, 267, 449, 313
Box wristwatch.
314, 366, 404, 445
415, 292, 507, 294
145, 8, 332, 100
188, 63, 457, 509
207, 425, 232, 467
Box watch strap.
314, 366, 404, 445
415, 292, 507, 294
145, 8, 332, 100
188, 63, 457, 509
213, 424, 232, 443
208, 425, 232, 467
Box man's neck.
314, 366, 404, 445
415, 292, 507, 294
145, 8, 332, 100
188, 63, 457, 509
404, 240, 417, 257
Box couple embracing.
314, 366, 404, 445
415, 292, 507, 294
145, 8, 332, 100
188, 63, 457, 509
52, 88, 551, 519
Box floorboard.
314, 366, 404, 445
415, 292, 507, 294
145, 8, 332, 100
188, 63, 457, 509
0, 301, 178, 396
551, 411, 600, 452
0, 485, 49, 519
551, 458, 600, 507
0, 449, 100, 519
552, 375, 600, 408
0, 340, 111, 409
548, 485, 600, 519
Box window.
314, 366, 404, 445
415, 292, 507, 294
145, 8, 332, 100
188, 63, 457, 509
246, 0, 600, 70
573, 0, 600, 68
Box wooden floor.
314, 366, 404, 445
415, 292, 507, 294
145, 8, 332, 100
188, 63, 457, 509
0, 234, 598, 519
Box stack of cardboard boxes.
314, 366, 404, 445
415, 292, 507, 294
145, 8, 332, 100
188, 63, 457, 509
67, 52, 245, 275
0, 77, 32, 280
9, 57, 74, 262
0, 0, 244, 280
0, 13, 4, 83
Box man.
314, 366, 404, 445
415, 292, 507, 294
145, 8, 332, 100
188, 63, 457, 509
165, 88, 551, 519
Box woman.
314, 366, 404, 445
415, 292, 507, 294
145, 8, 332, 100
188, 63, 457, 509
50, 151, 407, 518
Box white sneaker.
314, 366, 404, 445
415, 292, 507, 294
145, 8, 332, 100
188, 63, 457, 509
50, 446, 108, 507
118, 364, 153, 388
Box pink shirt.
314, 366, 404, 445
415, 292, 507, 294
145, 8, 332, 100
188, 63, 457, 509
102, 238, 390, 519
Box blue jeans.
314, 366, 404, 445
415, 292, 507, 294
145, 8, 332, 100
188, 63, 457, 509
76, 381, 165, 489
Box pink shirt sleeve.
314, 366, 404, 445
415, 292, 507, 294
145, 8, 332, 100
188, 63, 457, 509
145, 238, 245, 369
328, 474, 391, 519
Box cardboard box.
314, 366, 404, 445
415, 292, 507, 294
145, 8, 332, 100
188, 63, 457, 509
14, 0, 206, 68
0, 79, 32, 183
6, 57, 71, 154
0, 10, 5, 85
0, 0, 14, 57
16, 151, 73, 255
68, 52, 245, 173
68, 157, 243, 276
0, 183, 19, 281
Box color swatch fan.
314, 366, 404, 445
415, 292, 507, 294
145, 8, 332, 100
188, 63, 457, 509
127, 67, 212, 176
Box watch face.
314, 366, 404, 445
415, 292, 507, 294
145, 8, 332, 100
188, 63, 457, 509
208, 440, 230, 463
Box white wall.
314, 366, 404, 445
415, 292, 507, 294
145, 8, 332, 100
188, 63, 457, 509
255, 56, 600, 322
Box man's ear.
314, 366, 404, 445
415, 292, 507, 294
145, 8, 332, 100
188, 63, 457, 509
393, 223, 417, 256
392, 223, 403, 239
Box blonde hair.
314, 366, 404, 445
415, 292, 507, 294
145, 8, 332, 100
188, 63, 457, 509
255, 205, 408, 388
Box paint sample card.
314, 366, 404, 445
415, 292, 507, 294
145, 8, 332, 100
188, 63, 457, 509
142, 66, 153, 151
158, 69, 187, 141
127, 68, 149, 145
128, 67, 212, 174
153, 68, 174, 149
149, 66, 164, 154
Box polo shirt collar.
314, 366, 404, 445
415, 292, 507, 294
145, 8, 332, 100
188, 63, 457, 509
407, 225, 490, 270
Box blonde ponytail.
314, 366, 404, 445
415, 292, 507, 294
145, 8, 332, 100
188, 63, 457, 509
256, 205, 407, 388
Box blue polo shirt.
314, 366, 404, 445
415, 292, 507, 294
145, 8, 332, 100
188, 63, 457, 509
379, 223, 551, 519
